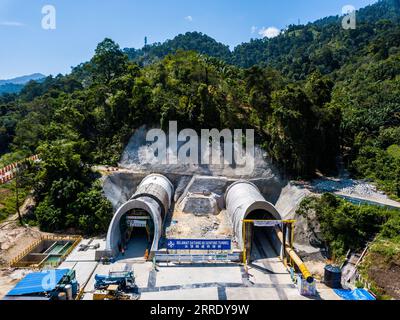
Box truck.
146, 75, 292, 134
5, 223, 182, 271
94, 271, 136, 291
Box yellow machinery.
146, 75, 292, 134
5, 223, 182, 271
242, 219, 314, 283
93, 285, 131, 301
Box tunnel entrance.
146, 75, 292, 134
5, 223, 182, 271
119, 208, 155, 259
244, 210, 280, 263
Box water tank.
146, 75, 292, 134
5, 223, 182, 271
324, 265, 342, 289
64, 284, 73, 300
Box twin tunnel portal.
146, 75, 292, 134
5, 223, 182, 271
105, 174, 313, 283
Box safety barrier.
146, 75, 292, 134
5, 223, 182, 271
9, 237, 43, 267
9, 235, 82, 269
155, 253, 241, 263
0, 155, 40, 185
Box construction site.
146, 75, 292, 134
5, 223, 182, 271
4, 164, 393, 300
1, 131, 398, 300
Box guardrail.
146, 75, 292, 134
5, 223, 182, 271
9, 237, 43, 267
155, 253, 241, 263
0, 155, 39, 185
59, 236, 82, 262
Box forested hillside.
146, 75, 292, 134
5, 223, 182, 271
0, 83, 23, 95
0, 0, 399, 236
124, 32, 231, 66
125, 0, 400, 80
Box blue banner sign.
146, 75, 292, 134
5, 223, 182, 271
166, 239, 231, 251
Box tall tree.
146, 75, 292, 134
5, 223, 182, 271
91, 38, 128, 83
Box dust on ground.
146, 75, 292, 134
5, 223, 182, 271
0, 223, 43, 267
0, 194, 46, 298
0, 268, 32, 299
0, 221, 43, 299
166, 209, 237, 247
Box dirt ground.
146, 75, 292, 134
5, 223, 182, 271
304, 260, 327, 281
0, 195, 42, 267
0, 268, 32, 299
0, 222, 44, 299
366, 252, 400, 299
0, 223, 43, 267
0, 194, 47, 298
166, 209, 237, 247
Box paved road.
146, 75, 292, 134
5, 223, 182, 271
73, 235, 340, 300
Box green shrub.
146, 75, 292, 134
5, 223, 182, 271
297, 194, 396, 259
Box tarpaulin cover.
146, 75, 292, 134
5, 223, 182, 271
334, 289, 376, 300
7, 269, 69, 296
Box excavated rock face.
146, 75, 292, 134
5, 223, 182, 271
102, 172, 146, 210
181, 193, 221, 216
101, 155, 327, 261
119, 126, 283, 179
292, 205, 329, 262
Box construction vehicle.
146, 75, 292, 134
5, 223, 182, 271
51, 269, 80, 300
94, 271, 136, 291
93, 285, 132, 301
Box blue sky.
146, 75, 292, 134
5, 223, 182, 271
0, 0, 377, 79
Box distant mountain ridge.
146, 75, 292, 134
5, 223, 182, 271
124, 0, 400, 78
0, 73, 45, 95
0, 73, 46, 86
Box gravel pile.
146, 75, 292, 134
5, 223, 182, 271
312, 178, 387, 200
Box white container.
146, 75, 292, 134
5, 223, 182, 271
65, 284, 73, 300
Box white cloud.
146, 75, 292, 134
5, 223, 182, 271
184, 16, 193, 22
251, 26, 257, 34
0, 21, 24, 27
258, 26, 280, 39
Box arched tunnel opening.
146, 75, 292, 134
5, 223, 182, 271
225, 181, 283, 263
244, 210, 281, 263
106, 174, 173, 260
225, 180, 314, 284
119, 208, 155, 258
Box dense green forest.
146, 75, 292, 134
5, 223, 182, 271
298, 194, 398, 259
0, 0, 399, 235
0, 83, 24, 95
298, 193, 400, 298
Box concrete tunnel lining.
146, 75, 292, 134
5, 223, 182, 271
130, 174, 173, 218
225, 180, 282, 250
106, 174, 174, 257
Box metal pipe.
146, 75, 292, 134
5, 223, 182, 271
275, 228, 314, 283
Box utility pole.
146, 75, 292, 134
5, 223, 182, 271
15, 164, 23, 225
